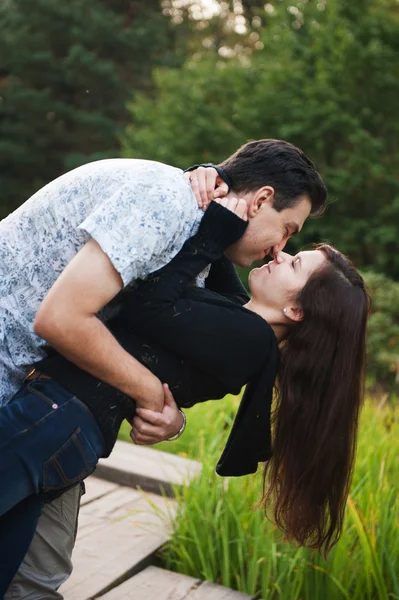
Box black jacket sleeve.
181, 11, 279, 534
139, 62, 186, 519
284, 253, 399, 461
127, 201, 248, 308
116, 202, 271, 392
216, 340, 279, 477
206, 256, 250, 304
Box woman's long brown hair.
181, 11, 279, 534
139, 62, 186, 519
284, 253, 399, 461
262, 244, 370, 556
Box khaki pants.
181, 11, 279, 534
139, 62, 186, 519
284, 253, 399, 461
5, 485, 83, 600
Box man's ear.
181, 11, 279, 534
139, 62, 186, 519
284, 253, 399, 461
247, 186, 275, 219
284, 305, 304, 323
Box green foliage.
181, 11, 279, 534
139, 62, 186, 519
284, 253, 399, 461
122, 61, 251, 167
149, 397, 399, 600
0, 0, 179, 215
122, 0, 399, 279
363, 271, 399, 389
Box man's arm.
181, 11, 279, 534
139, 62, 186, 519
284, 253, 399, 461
34, 238, 164, 412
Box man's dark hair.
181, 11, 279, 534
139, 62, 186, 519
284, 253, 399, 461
218, 139, 327, 216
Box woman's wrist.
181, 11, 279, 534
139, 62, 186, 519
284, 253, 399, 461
166, 410, 186, 441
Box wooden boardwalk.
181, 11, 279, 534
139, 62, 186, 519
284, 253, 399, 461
102, 566, 252, 599
61, 442, 252, 600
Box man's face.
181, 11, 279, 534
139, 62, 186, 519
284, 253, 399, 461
225, 193, 312, 267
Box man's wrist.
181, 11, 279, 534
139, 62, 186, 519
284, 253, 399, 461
130, 368, 164, 412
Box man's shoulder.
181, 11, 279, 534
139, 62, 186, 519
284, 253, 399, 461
79, 158, 185, 186
2, 158, 191, 226
28, 158, 187, 205
115, 159, 188, 192
83, 158, 191, 207
114, 160, 195, 217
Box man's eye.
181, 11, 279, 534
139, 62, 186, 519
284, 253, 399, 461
285, 228, 290, 237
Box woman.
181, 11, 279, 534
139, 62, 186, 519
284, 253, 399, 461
0, 197, 369, 591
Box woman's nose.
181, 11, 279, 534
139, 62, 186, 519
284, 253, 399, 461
273, 251, 291, 264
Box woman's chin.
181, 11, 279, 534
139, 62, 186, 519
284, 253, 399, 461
248, 268, 256, 282
248, 268, 260, 291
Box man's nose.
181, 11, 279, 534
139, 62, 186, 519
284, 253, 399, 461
272, 240, 288, 263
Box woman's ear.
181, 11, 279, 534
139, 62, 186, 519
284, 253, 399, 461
247, 186, 275, 218
284, 305, 304, 322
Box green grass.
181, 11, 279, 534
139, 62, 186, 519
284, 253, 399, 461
119, 397, 399, 599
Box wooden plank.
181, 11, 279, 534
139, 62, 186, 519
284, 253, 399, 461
81, 475, 119, 506
100, 566, 200, 599
190, 581, 253, 599
94, 441, 201, 496
77, 487, 145, 538
100, 567, 254, 600
62, 491, 176, 600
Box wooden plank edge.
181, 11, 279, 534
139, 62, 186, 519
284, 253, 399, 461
90, 553, 157, 599
94, 462, 178, 497
98, 565, 201, 599
97, 565, 257, 600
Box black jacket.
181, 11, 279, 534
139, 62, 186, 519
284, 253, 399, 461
37, 202, 279, 476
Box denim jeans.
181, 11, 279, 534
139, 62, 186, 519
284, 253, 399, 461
0, 378, 105, 595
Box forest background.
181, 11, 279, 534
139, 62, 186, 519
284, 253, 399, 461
0, 0, 398, 388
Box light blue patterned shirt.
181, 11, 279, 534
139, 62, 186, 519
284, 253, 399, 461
0, 159, 204, 404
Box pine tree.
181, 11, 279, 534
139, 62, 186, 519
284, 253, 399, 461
0, 0, 179, 215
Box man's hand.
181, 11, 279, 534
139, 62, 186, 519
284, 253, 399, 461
183, 166, 229, 210
130, 384, 184, 445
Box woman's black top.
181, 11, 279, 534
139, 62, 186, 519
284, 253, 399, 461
37, 203, 279, 477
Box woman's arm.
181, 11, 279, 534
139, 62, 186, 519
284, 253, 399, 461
124, 199, 248, 311
114, 199, 273, 391
206, 256, 250, 304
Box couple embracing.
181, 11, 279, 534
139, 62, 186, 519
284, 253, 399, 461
0, 139, 369, 598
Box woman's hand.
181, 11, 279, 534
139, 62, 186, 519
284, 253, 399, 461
214, 196, 248, 221
129, 384, 184, 445
184, 166, 229, 210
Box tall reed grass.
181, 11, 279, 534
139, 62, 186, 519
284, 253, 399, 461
131, 397, 399, 599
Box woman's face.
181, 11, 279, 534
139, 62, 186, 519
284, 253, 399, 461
249, 250, 326, 311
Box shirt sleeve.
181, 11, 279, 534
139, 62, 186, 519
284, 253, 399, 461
78, 175, 196, 286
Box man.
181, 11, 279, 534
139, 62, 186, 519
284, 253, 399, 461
1, 139, 326, 598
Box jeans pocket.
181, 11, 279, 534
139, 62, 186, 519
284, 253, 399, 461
43, 427, 99, 492
25, 380, 61, 408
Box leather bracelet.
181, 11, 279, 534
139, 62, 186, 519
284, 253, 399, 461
166, 410, 186, 441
